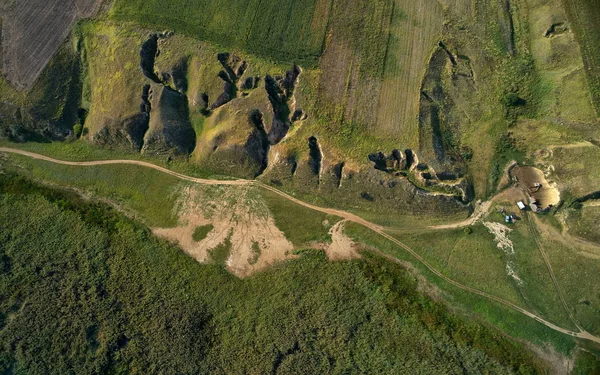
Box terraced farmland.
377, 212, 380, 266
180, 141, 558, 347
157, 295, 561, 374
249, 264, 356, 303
0, 0, 101, 90
110, 0, 332, 65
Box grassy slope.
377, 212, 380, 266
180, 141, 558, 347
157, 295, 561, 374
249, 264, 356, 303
109, 0, 331, 66
0, 174, 549, 374
79, 21, 148, 136
564, 0, 600, 114
568, 205, 600, 244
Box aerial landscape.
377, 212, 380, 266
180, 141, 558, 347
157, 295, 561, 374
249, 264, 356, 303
0, 0, 599, 373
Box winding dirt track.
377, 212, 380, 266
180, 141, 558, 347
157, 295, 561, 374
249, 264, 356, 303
1, 147, 599, 344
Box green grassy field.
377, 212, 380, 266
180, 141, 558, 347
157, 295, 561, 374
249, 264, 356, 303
385, 218, 578, 332
110, 0, 331, 65
2, 153, 184, 227
0, 173, 551, 374
344, 222, 578, 355
568, 205, 600, 244
538, 231, 600, 335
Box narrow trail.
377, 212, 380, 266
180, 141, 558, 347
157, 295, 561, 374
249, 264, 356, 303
2, 147, 599, 344
524, 212, 584, 332
544, 141, 597, 151
427, 199, 494, 230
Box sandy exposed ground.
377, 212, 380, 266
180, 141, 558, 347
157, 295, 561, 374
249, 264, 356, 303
325, 220, 360, 261
483, 221, 522, 284
154, 185, 294, 278
511, 166, 560, 210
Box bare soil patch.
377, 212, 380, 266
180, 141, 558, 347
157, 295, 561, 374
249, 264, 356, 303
154, 185, 294, 278
325, 220, 360, 261
511, 166, 560, 209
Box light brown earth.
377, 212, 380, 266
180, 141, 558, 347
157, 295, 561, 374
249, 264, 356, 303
2, 147, 599, 344
153, 185, 294, 278
325, 220, 360, 261
376, 0, 443, 145
511, 166, 560, 209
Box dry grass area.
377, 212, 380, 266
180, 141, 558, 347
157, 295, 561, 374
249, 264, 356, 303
376, 0, 443, 147
524, 0, 597, 123
0, 0, 101, 90
563, 0, 600, 114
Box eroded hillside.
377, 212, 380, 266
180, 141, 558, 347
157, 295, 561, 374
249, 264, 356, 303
0, 0, 599, 238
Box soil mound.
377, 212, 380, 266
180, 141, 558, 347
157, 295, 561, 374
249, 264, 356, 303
511, 166, 560, 209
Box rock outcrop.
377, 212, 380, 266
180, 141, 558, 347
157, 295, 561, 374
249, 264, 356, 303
91, 84, 152, 151
210, 53, 248, 110
265, 65, 305, 145
142, 85, 195, 155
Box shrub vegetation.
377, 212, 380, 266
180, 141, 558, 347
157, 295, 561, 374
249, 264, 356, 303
0, 172, 549, 374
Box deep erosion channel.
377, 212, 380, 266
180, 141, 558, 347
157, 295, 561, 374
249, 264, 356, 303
1, 147, 599, 344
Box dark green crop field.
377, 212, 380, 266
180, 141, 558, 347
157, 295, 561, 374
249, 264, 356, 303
110, 0, 332, 65
0, 173, 547, 374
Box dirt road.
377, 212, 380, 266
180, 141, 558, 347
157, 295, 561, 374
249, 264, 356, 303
2, 147, 598, 344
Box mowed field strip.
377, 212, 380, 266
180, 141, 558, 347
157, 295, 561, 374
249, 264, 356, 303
1, 146, 599, 344
376, 0, 443, 146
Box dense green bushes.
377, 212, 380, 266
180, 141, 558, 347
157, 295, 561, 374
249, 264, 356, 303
0, 173, 546, 374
